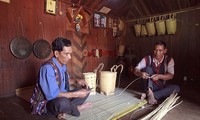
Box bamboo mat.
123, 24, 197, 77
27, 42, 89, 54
16, 87, 146, 120
67, 88, 146, 120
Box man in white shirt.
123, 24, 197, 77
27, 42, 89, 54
134, 41, 180, 104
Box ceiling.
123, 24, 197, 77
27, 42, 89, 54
61, 0, 200, 20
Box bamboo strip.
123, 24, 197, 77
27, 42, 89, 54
150, 95, 178, 119
140, 93, 182, 120
110, 100, 147, 120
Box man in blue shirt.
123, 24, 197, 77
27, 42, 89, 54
30, 37, 92, 119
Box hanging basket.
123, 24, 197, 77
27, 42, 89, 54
141, 24, 147, 36
145, 18, 156, 36
155, 16, 166, 35
134, 24, 141, 37
166, 14, 177, 35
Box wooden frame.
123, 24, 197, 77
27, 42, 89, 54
101, 15, 107, 28
94, 13, 101, 27
45, 0, 57, 15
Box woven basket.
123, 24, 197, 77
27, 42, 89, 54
100, 65, 123, 95
141, 25, 147, 36
100, 71, 117, 95
155, 16, 166, 35
146, 18, 156, 36
134, 24, 141, 36
83, 72, 97, 95
83, 63, 104, 95
166, 14, 177, 34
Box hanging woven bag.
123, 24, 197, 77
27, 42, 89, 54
166, 13, 177, 34
134, 23, 141, 37
155, 16, 166, 35
141, 24, 147, 36
145, 17, 156, 36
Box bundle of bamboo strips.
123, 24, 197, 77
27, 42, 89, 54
140, 92, 183, 120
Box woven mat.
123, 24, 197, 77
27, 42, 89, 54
68, 88, 146, 120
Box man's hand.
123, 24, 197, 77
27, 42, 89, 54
75, 89, 90, 98
76, 79, 89, 89
151, 74, 159, 81
134, 68, 149, 79
141, 72, 150, 79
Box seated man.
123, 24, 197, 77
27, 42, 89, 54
30, 37, 92, 119
134, 41, 180, 104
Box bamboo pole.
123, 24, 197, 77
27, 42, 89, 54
126, 6, 200, 23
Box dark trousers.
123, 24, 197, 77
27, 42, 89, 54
45, 88, 89, 117
141, 66, 180, 100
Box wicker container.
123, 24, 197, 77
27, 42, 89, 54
83, 63, 104, 95
100, 71, 117, 95
83, 72, 97, 95
141, 25, 147, 36
134, 24, 141, 36
155, 16, 166, 35
166, 14, 177, 34
100, 65, 123, 95
146, 18, 156, 36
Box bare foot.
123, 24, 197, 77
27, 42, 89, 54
77, 102, 92, 111
141, 93, 146, 100
57, 112, 68, 120
147, 88, 157, 105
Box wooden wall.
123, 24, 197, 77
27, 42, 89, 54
0, 0, 117, 97
1, 0, 199, 98
125, 9, 200, 84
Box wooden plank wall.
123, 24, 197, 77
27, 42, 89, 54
0, 0, 117, 97
125, 9, 200, 84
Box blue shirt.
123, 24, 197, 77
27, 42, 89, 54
39, 57, 68, 100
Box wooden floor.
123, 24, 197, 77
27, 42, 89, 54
0, 79, 200, 120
